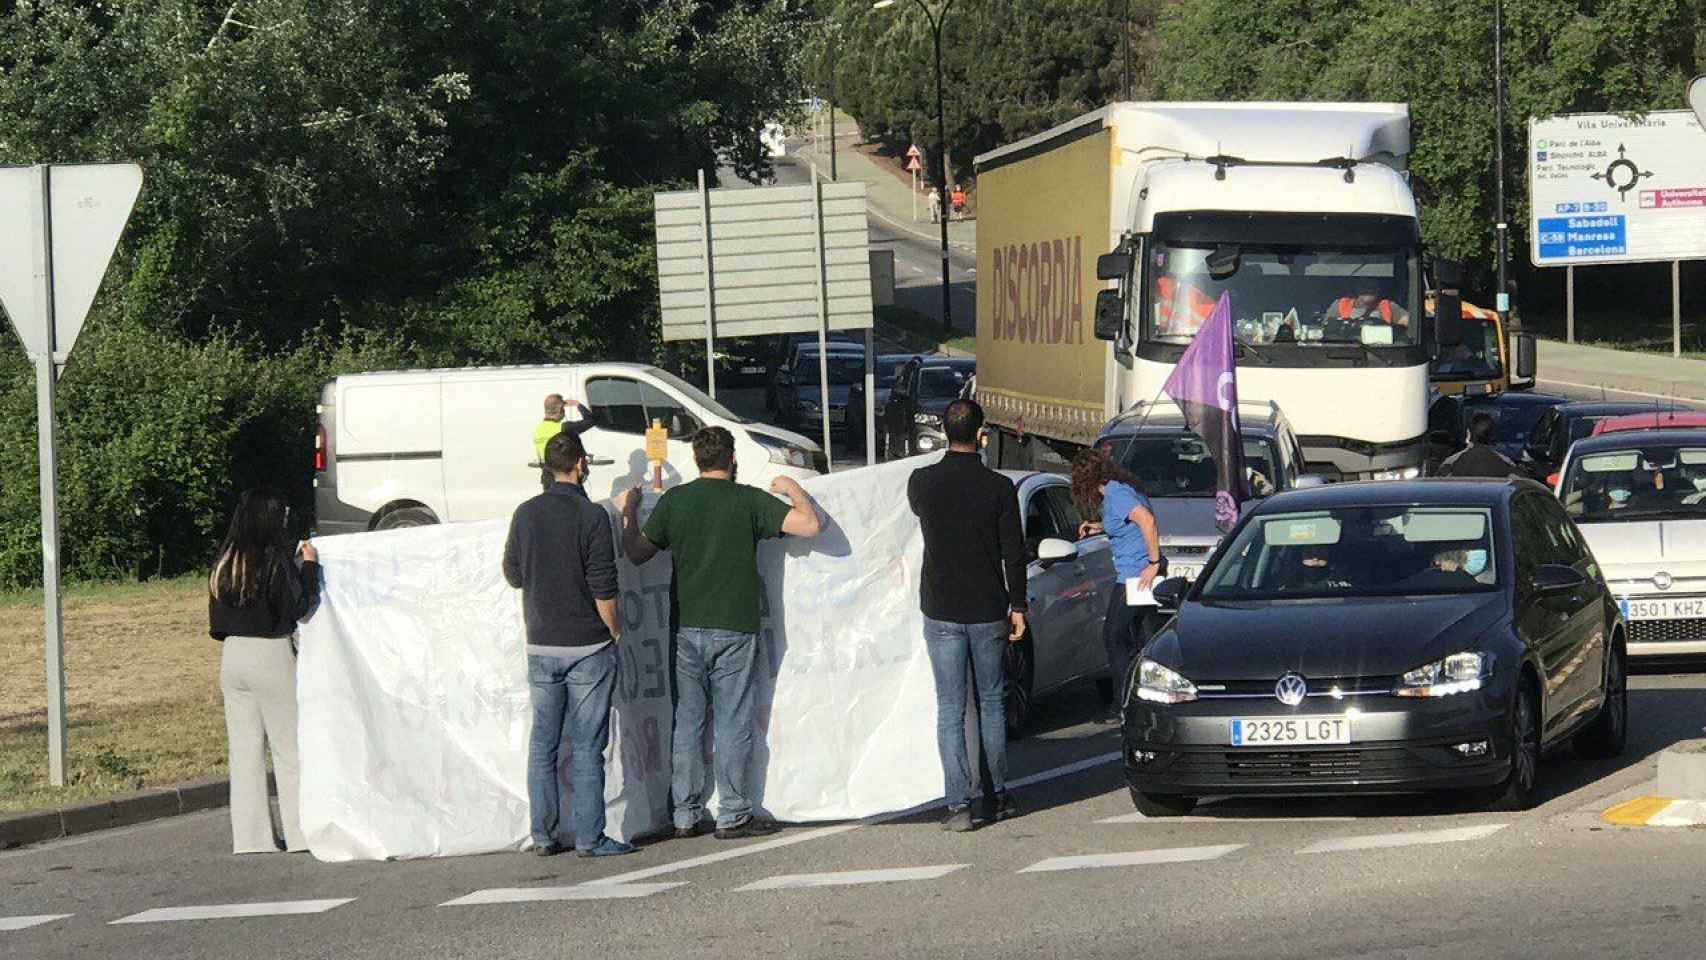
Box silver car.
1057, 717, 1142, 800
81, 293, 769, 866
1092, 400, 1312, 581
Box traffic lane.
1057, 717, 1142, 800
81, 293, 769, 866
1540, 379, 1703, 407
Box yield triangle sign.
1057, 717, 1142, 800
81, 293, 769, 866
0, 163, 143, 363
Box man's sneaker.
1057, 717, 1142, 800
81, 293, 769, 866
714, 816, 782, 840
532, 841, 568, 857
674, 821, 713, 840
576, 836, 639, 858
940, 806, 976, 833
992, 791, 1021, 823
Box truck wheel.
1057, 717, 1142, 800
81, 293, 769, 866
375, 506, 438, 531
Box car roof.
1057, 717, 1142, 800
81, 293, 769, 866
794, 341, 865, 356
921, 356, 975, 368
1591, 412, 1706, 435
1462, 391, 1568, 408
1569, 428, 1706, 456
1099, 399, 1283, 437
1555, 400, 1668, 417
1250, 478, 1527, 515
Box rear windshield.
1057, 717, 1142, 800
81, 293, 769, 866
797, 354, 865, 386
1113, 433, 1283, 498
1199, 506, 1499, 600
1561, 444, 1706, 523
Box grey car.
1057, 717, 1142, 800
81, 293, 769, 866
1092, 400, 1313, 580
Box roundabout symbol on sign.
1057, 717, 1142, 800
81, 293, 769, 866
1590, 143, 1653, 202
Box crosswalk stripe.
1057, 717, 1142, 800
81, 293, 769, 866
1296, 823, 1507, 855
736, 864, 967, 892
0, 914, 71, 932
110, 899, 354, 925
1018, 844, 1244, 874
441, 882, 686, 905
1096, 812, 1357, 824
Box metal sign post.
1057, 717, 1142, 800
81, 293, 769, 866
810, 167, 834, 470
696, 169, 718, 398
0, 163, 142, 786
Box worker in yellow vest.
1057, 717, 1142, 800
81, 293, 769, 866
535, 394, 596, 490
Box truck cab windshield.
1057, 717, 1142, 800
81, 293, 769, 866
1147, 240, 1420, 348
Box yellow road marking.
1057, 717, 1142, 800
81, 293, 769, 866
1601, 795, 1674, 826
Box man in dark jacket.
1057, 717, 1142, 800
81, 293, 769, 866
1438, 412, 1521, 479
503, 431, 636, 859
906, 399, 1027, 832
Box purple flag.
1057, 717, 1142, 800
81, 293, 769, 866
1162, 292, 1249, 532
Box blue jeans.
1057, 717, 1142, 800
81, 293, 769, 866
672, 628, 759, 829
923, 616, 1009, 809
527, 646, 617, 850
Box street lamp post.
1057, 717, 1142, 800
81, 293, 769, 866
1493, 0, 1512, 331
875, 0, 955, 337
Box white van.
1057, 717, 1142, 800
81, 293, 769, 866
313, 362, 825, 534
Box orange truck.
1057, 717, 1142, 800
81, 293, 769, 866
1425, 294, 1536, 397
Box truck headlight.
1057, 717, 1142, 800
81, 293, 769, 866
1393, 652, 1491, 698
748, 431, 816, 469
1136, 659, 1198, 705
914, 412, 942, 426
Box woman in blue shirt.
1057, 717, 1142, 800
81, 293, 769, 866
1071, 448, 1162, 723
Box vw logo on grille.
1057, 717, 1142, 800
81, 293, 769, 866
1275, 673, 1308, 706
1654, 572, 1674, 591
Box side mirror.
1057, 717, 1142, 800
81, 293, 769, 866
1514, 332, 1537, 381
1152, 576, 1188, 612
1093, 289, 1125, 342
1096, 251, 1132, 281
1433, 290, 1463, 355
1532, 563, 1586, 595
1037, 537, 1079, 567
1433, 256, 1467, 289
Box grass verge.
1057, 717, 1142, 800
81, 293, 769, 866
0, 575, 224, 815
1525, 306, 1706, 360
877, 304, 977, 356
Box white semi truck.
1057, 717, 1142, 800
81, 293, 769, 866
974, 101, 1442, 480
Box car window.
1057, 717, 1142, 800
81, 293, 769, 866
586, 377, 647, 434
1023, 488, 1067, 559
1511, 493, 1576, 582
918, 365, 969, 399
1042, 485, 1083, 536
1527, 410, 1555, 453
1199, 506, 1499, 600
639, 382, 701, 439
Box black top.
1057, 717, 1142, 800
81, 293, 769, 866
208, 550, 321, 640
503, 481, 619, 649
1438, 443, 1522, 479
907, 452, 1027, 623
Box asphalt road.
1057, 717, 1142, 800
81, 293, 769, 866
6, 669, 1706, 960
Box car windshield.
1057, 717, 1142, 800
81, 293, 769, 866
1147, 240, 1419, 347
797, 354, 865, 386
648, 368, 750, 424
1115, 433, 1283, 498
1560, 444, 1706, 523
1430, 314, 1502, 380
918, 365, 970, 399
1467, 401, 1558, 447
1199, 506, 1499, 600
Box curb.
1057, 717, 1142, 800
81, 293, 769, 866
1601, 795, 1706, 827
0, 777, 237, 850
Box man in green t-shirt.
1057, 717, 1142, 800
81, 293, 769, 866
619, 426, 821, 840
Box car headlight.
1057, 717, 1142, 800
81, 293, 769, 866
747, 431, 815, 469
1369, 466, 1423, 481
1392, 652, 1492, 698
1136, 659, 1198, 705
914, 412, 942, 426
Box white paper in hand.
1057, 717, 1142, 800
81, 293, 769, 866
1125, 577, 1156, 607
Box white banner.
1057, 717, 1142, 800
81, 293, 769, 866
297, 459, 942, 861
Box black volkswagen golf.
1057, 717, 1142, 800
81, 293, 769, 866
1124, 479, 1626, 816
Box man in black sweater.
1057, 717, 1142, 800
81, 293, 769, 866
906, 398, 1027, 832
502, 431, 636, 859
1438, 411, 1521, 479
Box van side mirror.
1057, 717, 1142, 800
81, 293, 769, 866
1432, 256, 1466, 289
1037, 537, 1078, 567
1514, 332, 1537, 381
1433, 290, 1463, 356
1093, 289, 1125, 342
1096, 251, 1131, 281
1152, 576, 1188, 612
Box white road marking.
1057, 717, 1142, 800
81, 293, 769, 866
589, 751, 1122, 887
441, 883, 685, 905
1649, 800, 1706, 827
1539, 377, 1706, 404
1296, 823, 1507, 855
736, 864, 966, 892
1096, 812, 1356, 824
110, 899, 354, 924
1019, 844, 1244, 873
0, 914, 71, 932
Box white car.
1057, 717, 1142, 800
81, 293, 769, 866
1003, 470, 1118, 735
315, 362, 823, 534
1555, 427, 1706, 657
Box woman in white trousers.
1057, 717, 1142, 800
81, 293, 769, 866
207, 489, 321, 854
